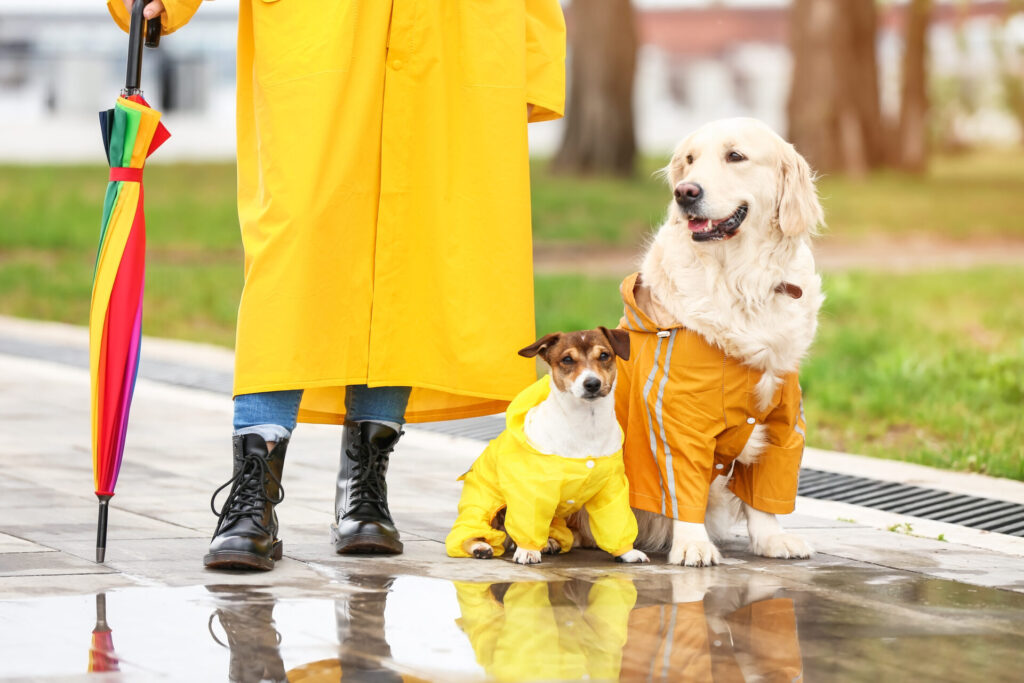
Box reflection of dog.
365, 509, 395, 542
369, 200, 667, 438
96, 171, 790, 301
445, 328, 648, 565
608, 118, 823, 566
454, 577, 638, 681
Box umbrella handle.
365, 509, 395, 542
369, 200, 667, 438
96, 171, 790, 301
125, 0, 161, 96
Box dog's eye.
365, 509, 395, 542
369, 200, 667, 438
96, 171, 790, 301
726, 151, 746, 163
560, 356, 574, 365
685, 154, 694, 165
598, 352, 611, 361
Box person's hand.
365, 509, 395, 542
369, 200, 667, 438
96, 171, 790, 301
121, 0, 166, 20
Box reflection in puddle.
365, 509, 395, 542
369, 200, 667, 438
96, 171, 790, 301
3, 567, 1023, 680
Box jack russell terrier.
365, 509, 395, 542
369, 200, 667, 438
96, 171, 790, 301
445, 328, 649, 565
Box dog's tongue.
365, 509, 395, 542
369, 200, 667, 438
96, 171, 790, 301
687, 218, 710, 232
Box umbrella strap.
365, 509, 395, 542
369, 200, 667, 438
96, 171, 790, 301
110, 167, 143, 183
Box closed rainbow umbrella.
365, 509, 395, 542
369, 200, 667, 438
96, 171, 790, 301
91, 0, 167, 562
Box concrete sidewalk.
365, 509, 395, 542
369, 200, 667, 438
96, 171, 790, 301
2, 320, 1023, 681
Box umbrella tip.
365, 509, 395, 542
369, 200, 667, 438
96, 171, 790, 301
96, 546, 106, 564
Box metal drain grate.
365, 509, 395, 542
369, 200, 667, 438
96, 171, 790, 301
798, 469, 1024, 537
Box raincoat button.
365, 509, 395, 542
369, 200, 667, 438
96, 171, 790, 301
586, 460, 595, 469
567, 499, 575, 505
391, 59, 403, 70
715, 463, 724, 470
746, 417, 756, 424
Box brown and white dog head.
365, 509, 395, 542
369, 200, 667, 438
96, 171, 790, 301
665, 117, 823, 243
518, 327, 630, 400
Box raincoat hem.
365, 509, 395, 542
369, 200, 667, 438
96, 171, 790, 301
526, 96, 564, 122
630, 494, 708, 524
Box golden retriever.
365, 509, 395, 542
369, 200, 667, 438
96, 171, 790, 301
574, 118, 824, 566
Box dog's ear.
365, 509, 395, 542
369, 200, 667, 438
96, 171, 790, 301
598, 326, 630, 361
776, 144, 824, 237
518, 332, 561, 359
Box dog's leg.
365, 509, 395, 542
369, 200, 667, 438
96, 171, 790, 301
743, 503, 812, 559
542, 538, 561, 555
615, 549, 650, 563
512, 547, 542, 565
667, 520, 722, 567
463, 539, 494, 559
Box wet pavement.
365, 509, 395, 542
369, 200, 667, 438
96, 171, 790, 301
3, 320, 1024, 681
6, 559, 1024, 681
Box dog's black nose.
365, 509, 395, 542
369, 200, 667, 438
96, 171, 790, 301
674, 182, 703, 205
583, 377, 602, 394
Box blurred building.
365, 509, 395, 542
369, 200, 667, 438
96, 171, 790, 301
0, 0, 1021, 162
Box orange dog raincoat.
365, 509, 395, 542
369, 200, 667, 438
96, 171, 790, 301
615, 273, 806, 524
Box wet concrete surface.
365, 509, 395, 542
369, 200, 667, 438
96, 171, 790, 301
4, 341, 1024, 681
4, 557, 1024, 682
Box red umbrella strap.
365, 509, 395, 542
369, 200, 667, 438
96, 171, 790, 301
110, 167, 143, 183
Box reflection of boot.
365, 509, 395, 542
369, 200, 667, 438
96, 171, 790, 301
332, 422, 403, 554
207, 585, 286, 683
205, 435, 288, 571
335, 575, 402, 681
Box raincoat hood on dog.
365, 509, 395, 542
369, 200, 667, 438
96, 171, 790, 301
446, 375, 639, 557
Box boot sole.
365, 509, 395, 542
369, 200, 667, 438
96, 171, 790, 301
203, 541, 282, 571
331, 529, 403, 555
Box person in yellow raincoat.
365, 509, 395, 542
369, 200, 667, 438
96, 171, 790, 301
615, 272, 806, 523
446, 375, 639, 560
109, 1, 565, 569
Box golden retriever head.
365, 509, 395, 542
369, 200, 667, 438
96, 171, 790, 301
664, 118, 823, 243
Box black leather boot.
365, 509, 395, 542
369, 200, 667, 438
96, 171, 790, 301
204, 434, 287, 571
331, 422, 403, 554
207, 585, 287, 682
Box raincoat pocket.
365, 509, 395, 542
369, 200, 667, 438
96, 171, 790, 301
457, 2, 526, 87
252, 0, 356, 88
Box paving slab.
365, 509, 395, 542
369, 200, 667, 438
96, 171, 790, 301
3, 331, 1024, 681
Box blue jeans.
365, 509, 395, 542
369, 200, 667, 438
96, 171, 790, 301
233, 385, 411, 443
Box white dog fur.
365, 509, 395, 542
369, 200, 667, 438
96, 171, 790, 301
635, 118, 824, 565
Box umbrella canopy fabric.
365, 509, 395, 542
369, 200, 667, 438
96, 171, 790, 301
90, 94, 168, 560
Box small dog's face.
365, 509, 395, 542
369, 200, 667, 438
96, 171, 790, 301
519, 327, 630, 401
665, 117, 822, 243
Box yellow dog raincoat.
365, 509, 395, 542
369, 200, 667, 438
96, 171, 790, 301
615, 273, 806, 524
446, 375, 638, 557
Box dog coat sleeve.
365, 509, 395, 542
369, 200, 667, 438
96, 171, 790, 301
584, 460, 639, 556
728, 373, 805, 514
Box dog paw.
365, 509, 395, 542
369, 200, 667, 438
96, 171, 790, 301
750, 533, 812, 559
668, 541, 722, 567
615, 549, 650, 564
469, 542, 493, 559
542, 538, 561, 555
513, 548, 542, 565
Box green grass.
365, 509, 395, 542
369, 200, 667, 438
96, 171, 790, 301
532, 269, 1024, 481
1, 157, 1022, 479
530, 150, 1024, 244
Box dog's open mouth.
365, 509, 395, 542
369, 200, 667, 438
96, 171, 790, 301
686, 204, 748, 242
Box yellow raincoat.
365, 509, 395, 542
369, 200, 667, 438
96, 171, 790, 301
446, 375, 639, 557
107, 0, 566, 423
616, 273, 806, 524
454, 578, 637, 682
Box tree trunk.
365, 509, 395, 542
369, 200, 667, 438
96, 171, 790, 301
787, 0, 885, 176
897, 0, 933, 172
553, 0, 638, 176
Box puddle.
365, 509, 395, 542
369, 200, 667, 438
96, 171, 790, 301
2, 568, 1023, 681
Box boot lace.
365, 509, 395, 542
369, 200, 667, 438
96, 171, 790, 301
344, 440, 391, 517
210, 452, 284, 536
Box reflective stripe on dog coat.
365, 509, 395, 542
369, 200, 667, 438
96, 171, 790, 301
616, 272, 806, 524
446, 375, 639, 557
